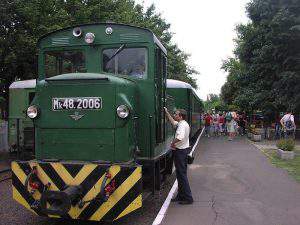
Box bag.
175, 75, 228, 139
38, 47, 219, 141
285, 115, 295, 131
225, 112, 232, 122
187, 153, 194, 164
187, 146, 194, 164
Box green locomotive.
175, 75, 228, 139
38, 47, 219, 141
9, 80, 36, 154
11, 23, 203, 221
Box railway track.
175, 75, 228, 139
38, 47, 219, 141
0, 168, 11, 183
0, 168, 11, 174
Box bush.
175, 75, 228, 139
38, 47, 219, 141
252, 130, 260, 135
250, 126, 260, 135
276, 139, 295, 151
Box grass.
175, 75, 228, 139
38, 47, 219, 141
262, 148, 300, 183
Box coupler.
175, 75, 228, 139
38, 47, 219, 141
40, 185, 83, 216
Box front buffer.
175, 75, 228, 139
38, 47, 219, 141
11, 160, 142, 221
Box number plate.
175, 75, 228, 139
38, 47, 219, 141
52, 97, 102, 110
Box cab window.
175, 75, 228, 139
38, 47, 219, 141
103, 48, 147, 79
44, 51, 86, 78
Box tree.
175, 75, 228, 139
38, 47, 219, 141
0, 0, 199, 112
221, 0, 300, 114
204, 94, 228, 112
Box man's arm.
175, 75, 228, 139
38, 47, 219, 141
171, 138, 181, 149
164, 107, 177, 126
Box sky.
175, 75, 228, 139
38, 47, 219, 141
135, 0, 250, 100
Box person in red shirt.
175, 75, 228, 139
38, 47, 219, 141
204, 113, 213, 137
218, 113, 225, 135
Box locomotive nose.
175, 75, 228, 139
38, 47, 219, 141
35, 73, 118, 161
40, 186, 82, 216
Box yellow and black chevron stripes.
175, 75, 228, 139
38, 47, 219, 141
85, 166, 142, 221
11, 160, 142, 221
12, 162, 47, 217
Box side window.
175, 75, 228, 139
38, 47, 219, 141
102, 48, 147, 79
45, 51, 86, 78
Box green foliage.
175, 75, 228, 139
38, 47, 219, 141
204, 94, 219, 112
0, 0, 199, 110
277, 139, 295, 151
221, 0, 300, 113
251, 128, 260, 135
204, 94, 229, 112
227, 104, 239, 111
220, 58, 247, 107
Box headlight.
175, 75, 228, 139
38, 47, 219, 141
85, 32, 95, 44
27, 105, 38, 119
116, 105, 130, 119
73, 27, 82, 37
105, 27, 113, 35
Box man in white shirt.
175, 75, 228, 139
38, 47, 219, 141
164, 107, 193, 205
280, 111, 296, 139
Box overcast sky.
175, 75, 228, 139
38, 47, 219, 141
135, 0, 250, 100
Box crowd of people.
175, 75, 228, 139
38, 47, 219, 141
203, 111, 246, 140
203, 110, 297, 141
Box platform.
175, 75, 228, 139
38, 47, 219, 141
162, 136, 300, 225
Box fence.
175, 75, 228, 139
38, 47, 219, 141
0, 121, 8, 152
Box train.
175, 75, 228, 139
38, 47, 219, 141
166, 79, 202, 138
11, 23, 203, 222
8, 79, 202, 156
8, 80, 36, 156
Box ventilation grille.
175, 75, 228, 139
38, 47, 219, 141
119, 33, 142, 42
51, 37, 70, 45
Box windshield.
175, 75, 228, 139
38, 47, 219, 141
44, 51, 86, 78
103, 48, 147, 79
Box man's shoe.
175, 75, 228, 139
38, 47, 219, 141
171, 196, 182, 202
178, 200, 193, 205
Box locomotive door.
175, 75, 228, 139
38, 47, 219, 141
155, 48, 167, 144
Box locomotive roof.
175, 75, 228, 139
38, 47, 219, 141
37, 23, 167, 54
166, 79, 193, 89
167, 79, 202, 102
9, 79, 36, 89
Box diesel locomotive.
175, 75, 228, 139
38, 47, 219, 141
11, 23, 203, 222
9, 80, 36, 155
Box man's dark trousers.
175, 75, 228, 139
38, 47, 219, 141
173, 148, 193, 201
